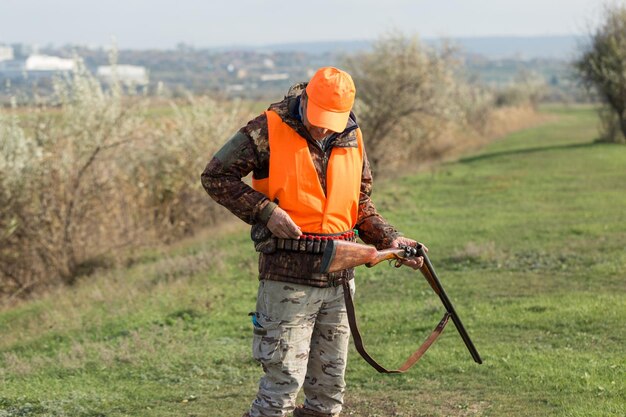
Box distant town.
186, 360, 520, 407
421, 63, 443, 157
1, 36, 581, 103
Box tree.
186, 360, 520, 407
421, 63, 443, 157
575, 2, 626, 143
342, 33, 464, 172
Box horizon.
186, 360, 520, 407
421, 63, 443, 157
0, 0, 599, 50
2, 33, 585, 52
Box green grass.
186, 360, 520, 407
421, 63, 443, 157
1, 106, 625, 417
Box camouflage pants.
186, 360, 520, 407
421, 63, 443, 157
248, 279, 355, 417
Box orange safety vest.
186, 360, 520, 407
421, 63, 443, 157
252, 110, 363, 234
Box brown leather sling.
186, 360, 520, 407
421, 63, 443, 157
338, 245, 482, 373
341, 278, 451, 374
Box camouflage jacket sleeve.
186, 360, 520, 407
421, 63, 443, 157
200, 113, 276, 225
355, 149, 401, 249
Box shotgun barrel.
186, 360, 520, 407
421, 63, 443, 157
416, 244, 483, 364
320, 239, 482, 365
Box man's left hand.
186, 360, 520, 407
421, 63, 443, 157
390, 237, 428, 270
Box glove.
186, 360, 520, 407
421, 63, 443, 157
390, 236, 428, 270
266, 206, 302, 239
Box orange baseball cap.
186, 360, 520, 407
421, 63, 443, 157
305, 67, 356, 132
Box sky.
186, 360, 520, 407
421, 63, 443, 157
0, 0, 605, 49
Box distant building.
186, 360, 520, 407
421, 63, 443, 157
260, 73, 289, 82
0, 53, 75, 79
226, 84, 245, 93
0, 46, 14, 62
0, 59, 24, 76
97, 65, 149, 86
11, 43, 36, 59
25, 54, 75, 72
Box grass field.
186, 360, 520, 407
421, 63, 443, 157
1, 106, 624, 417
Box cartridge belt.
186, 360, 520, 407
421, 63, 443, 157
275, 231, 357, 254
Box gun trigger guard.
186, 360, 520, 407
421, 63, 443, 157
394, 259, 403, 268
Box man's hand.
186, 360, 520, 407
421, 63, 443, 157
266, 206, 302, 239
390, 236, 428, 270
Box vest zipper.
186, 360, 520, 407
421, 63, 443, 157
322, 152, 329, 194
320, 125, 356, 193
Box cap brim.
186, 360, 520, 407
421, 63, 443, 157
306, 99, 350, 133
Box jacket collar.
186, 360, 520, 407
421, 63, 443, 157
268, 83, 359, 149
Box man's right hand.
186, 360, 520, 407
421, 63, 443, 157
266, 206, 302, 239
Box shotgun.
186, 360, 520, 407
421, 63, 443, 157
320, 240, 482, 370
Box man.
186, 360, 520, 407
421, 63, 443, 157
201, 67, 423, 417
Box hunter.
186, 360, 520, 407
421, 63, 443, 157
201, 66, 423, 417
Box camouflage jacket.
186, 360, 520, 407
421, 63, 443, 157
201, 83, 400, 287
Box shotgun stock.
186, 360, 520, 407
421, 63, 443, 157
320, 239, 483, 366
320, 240, 406, 273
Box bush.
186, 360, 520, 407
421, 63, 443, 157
0, 60, 247, 299
493, 70, 546, 109
342, 33, 500, 173
128, 94, 242, 240
1, 60, 145, 296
